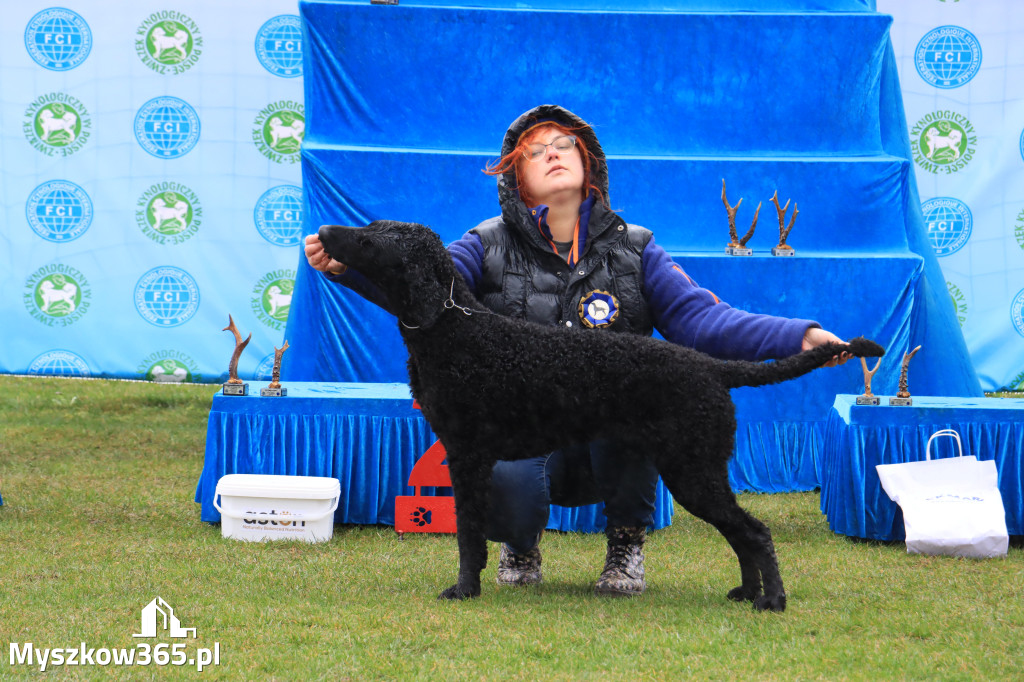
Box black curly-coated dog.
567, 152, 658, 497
318, 220, 884, 612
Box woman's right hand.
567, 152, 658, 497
304, 234, 347, 275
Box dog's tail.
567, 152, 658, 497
718, 336, 885, 390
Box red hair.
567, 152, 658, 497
484, 122, 605, 207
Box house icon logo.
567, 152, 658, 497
133, 597, 196, 638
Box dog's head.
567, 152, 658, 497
318, 221, 457, 329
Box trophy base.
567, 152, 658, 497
772, 246, 795, 256
856, 395, 881, 405
222, 382, 249, 396
260, 387, 287, 397
888, 396, 913, 406
725, 246, 753, 256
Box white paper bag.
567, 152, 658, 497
875, 429, 1008, 558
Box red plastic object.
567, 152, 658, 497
395, 431, 457, 535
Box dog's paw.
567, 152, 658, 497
753, 593, 787, 613
727, 585, 762, 603
437, 583, 480, 601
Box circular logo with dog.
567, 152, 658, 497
136, 183, 202, 244
254, 185, 303, 246
134, 96, 200, 159
24, 264, 91, 326
25, 8, 92, 71
1011, 369, 1024, 392
137, 350, 201, 383
253, 101, 304, 163
915, 26, 982, 89
24, 93, 91, 156
910, 111, 977, 174
26, 180, 93, 242
1012, 289, 1024, 338
28, 350, 91, 376
251, 270, 295, 330
255, 15, 302, 78
947, 280, 968, 328
922, 197, 972, 256
134, 266, 200, 327
136, 11, 202, 74
578, 290, 620, 328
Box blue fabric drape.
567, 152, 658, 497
284, 2, 982, 496
820, 395, 1024, 541
195, 383, 673, 530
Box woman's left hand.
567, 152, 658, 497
801, 327, 851, 367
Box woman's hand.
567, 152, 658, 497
801, 327, 851, 367
304, 234, 347, 275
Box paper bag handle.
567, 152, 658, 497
925, 429, 963, 461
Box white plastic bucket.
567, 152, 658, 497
213, 474, 340, 543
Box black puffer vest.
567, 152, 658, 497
471, 203, 654, 334
470, 104, 655, 335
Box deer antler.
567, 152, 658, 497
770, 191, 799, 248
860, 356, 881, 397
722, 179, 760, 247
222, 315, 252, 384
268, 340, 290, 389
896, 345, 922, 398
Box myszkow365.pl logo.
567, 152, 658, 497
27, 180, 94, 242
255, 15, 302, 77
947, 280, 967, 328
914, 25, 982, 89
25, 7, 92, 71
24, 264, 91, 326
251, 269, 295, 330
911, 111, 977, 174
136, 10, 202, 74
136, 182, 202, 244
24, 92, 91, 157
9, 597, 221, 673
253, 101, 304, 163
137, 350, 202, 383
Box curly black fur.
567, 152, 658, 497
319, 220, 885, 612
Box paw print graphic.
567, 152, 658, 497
410, 507, 433, 527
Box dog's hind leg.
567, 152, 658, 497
658, 450, 787, 613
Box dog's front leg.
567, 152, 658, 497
437, 448, 491, 600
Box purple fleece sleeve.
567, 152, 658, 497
642, 238, 819, 361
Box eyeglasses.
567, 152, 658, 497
523, 135, 577, 162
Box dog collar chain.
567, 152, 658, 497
400, 278, 476, 330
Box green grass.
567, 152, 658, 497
2, 375, 1022, 680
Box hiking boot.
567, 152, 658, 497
594, 526, 646, 597
496, 542, 542, 586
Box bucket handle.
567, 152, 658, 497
213, 494, 340, 522
925, 429, 963, 461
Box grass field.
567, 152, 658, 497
1, 375, 1022, 680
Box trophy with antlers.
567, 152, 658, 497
889, 345, 921, 406
222, 315, 252, 396
260, 340, 290, 397
722, 179, 759, 256
770, 190, 799, 256
856, 357, 882, 405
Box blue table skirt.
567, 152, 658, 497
195, 382, 673, 532
820, 395, 1024, 541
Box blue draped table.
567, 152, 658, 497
194, 382, 673, 531
820, 394, 1024, 541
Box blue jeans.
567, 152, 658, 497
486, 440, 659, 554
